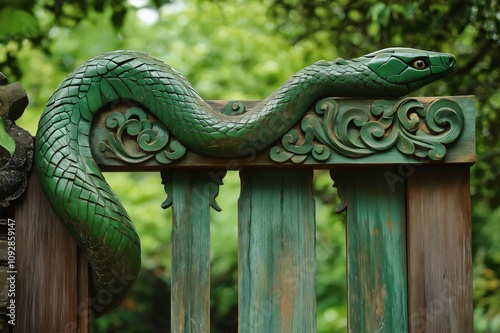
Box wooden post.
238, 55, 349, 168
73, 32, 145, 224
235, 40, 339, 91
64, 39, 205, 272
407, 166, 473, 332
170, 170, 214, 333
15, 171, 91, 333
332, 168, 409, 332
238, 170, 316, 333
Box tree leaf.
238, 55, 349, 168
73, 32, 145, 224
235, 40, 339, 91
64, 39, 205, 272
0, 117, 15, 156
0, 8, 39, 38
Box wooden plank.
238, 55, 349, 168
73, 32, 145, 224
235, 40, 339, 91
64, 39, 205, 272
78, 248, 92, 332
407, 166, 473, 332
333, 168, 408, 332
15, 170, 91, 332
238, 170, 316, 333
92, 96, 475, 171
170, 170, 213, 333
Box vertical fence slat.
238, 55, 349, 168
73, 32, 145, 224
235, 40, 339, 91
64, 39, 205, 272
333, 168, 408, 332
15, 170, 91, 332
238, 170, 316, 333
407, 166, 473, 332
171, 170, 212, 333
78, 248, 91, 332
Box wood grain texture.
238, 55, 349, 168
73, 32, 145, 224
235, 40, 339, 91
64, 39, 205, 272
171, 171, 213, 333
333, 169, 408, 332
15, 171, 91, 333
78, 248, 91, 332
238, 170, 316, 333
407, 166, 473, 333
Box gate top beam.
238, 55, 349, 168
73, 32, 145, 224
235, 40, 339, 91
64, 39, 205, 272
90, 96, 475, 172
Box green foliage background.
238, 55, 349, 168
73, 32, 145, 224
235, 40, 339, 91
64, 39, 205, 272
1, 0, 499, 331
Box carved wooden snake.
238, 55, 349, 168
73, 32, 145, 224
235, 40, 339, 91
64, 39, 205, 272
35, 48, 454, 316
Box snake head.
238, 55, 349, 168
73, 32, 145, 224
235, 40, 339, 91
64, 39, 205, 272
365, 47, 455, 93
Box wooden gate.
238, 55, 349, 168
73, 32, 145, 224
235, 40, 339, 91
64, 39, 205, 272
14, 94, 475, 332
3, 46, 474, 332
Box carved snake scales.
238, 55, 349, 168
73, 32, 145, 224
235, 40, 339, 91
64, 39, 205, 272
35, 48, 455, 316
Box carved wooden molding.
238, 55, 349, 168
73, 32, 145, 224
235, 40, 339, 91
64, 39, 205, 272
98, 106, 186, 165
270, 97, 464, 163
90, 96, 475, 171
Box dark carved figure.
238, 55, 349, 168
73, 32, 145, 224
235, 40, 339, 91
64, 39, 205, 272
0, 73, 32, 210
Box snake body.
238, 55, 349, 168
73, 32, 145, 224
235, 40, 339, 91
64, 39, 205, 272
35, 48, 454, 316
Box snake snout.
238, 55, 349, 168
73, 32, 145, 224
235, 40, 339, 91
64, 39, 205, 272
441, 54, 455, 69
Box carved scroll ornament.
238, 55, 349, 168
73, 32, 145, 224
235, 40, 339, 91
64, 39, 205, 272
270, 97, 464, 163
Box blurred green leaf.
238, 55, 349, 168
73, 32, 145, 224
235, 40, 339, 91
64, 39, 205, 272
0, 8, 39, 40
0, 118, 15, 156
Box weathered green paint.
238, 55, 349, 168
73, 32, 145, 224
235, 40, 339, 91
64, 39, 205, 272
169, 170, 218, 333
332, 169, 408, 332
238, 170, 316, 333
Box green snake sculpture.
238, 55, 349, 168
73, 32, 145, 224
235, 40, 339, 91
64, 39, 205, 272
35, 48, 455, 316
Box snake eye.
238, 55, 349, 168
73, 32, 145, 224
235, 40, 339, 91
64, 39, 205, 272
411, 59, 428, 70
